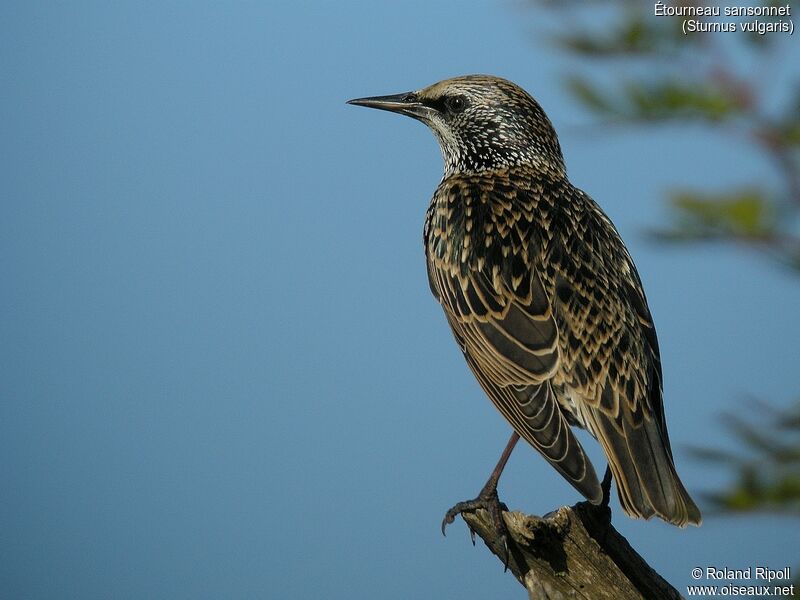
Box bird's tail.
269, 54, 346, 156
587, 409, 702, 527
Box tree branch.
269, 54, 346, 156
460, 502, 684, 599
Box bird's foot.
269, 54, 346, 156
441, 484, 512, 569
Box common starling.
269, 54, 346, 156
348, 75, 702, 541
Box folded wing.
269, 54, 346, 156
429, 261, 602, 503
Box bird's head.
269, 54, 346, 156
348, 75, 565, 178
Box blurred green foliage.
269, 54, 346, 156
689, 400, 800, 515
654, 188, 774, 239
534, 0, 800, 271
531, 4, 799, 589
567, 77, 745, 121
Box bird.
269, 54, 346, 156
347, 75, 702, 544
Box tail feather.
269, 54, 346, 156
589, 411, 655, 520
587, 409, 701, 527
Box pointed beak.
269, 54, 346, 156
347, 92, 433, 120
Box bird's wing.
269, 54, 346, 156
550, 205, 700, 525
428, 258, 602, 503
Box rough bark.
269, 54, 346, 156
459, 501, 684, 600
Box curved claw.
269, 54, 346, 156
440, 515, 450, 537
499, 533, 510, 571
441, 504, 462, 536
441, 487, 514, 568
441, 500, 477, 536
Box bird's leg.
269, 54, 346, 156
442, 431, 520, 564
590, 465, 615, 541
600, 465, 613, 508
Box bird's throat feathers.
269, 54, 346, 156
430, 117, 566, 179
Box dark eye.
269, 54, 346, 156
445, 95, 467, 113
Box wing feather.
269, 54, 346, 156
432, 259, 602, 503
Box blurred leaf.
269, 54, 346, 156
722, 413, 800, 464
565, 77, 617, 115
782, 121, 800, 146
557, 16, 678, 56
653, 188, 776, 240
697, 399, 800, 516
776, 87, 800, 146
687, 446, 742, 464
704, 472, 800, 515
565, 79, 746, 122
624, 80, 744, 122
781, 404, 800, 429
742, 0, 792, 47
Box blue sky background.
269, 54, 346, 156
2, 2, 799, 599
